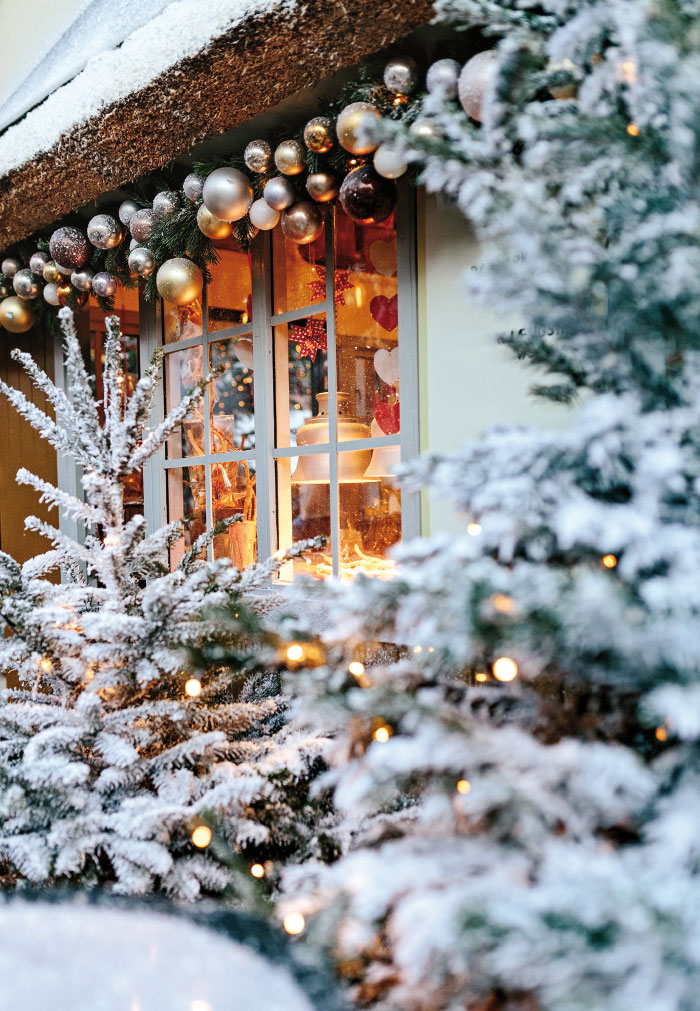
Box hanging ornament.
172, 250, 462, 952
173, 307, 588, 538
196, 204, 233, 240
43, 283, 60, 306
307, 267, 353, 305
130, 208, 158, 243
244, 140, 272, 174
87, 213, 123, 250
0, 296, 35, 332
129, 238, 139, 251
118, 199, 141, 226
71, 268, 94, 292
128, 247, 155, 277
303, 117, 334, 154
153, 190, 180, 219
281, 202, 324, 245
29, 251, 50, 275
289, 318, 327, 361
306, 172, 339, 202
373, 144, 408, 179
49, 226, 90, 269
409, 117, 442, 140
56, 262, 73, 276
274, 139, 307, 176
339, 166, 396, 225
42, 261, 62, 284
92, 271, 118, 298
249, 198, 280, 231
1, 256, 21, 278
383, 56, 417, 96
0, 283, 10, 298
336, 102, 382, 155
263, 176, 296, 211
426, 58, 462, 98
547, 58, 579, 100
156, 257, 203, 305
183, 173, 205, 202
458, 50, 498, 122
12, 269, 41, 301
202, 167, 253, 222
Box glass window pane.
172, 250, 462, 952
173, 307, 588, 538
272, 224, 326, 316
167, 465, 206, 569
338, 447, 401, 581
212, 460, 257, 565
163, 299, 204, 345
207, 243, 253, 333
164, 347, 205, 459
274, 314, 327, 449
276, 456, 331, 582
210, 335, 255, 454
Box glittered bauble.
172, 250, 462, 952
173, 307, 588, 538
263, 176, 296, 211
409, 117, 442, 140
336, 102, 382, 155
0, 296, 35, 332
118, 199, 141, 226
306, 171, 339, 203
281, 202, 324, 245
50, 226, 90, 269
130, 208, 158, 243
303, 117, 334, 153
153, 190, 179, 219
339, 165, 396, 225
249, 198, 280, 231
1, 257, 21, 278
87, 213, 123, 250
202, 167, 254, 222
156, 257, 203, 305
426, 58, 462, 97
274, 139, 307, 176
458, 50, 498, 122
42, 260, 62, 283
244, 140, 272, 174
196, 204, 233, 240
383, 56, 417, 95
71, 268, 94, 292
29, 251, 50, 275
373, 144, 408, 179
92, 271, 118, 298
128, 246, 156, 277
43, 283, 60, 306
13, 269, 41, 301
183, 173, 205, 202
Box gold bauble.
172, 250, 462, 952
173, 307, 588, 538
336, 102, 382, 155
306, 172, 340, 202
156, 257, 203, 306
196, 204, 233, 240
303, 116, 334, 153
0, 295, 35, 333
274, 139, 307, 176
43, 260, 62, 283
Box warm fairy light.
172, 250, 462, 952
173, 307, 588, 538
185, 678, 202, 697
467, 522, 482, 536
250, 863, 265, 878
373, 725, 392, 743
655, 726, 668, 742
490, 594, 513, 614
413, 645, 422, 654
620, 59, 637, 83
39, 657, 53, 673
627, 123, 640, 136
283, 912, 306, 935
602, 554, 618, 569
348, 661, 365, 677
286, 643, 305, 663
393, 95, 408, 106
191, 825, 212, 848
493, 657, 518, 682
190, 1002, 212, 1011
104, 533, 119, 547
475, 671, 489, 682
456, 779, 471, 795
85, 666, 95, 682
238, 400, 245, 407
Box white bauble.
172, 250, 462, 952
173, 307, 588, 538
426, 58, 461, 97
249, 199, 281, 231
458, 50, 498, 122
43, 283, 60, 306
373, 144, 407, 179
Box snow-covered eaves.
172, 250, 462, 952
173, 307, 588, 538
0, 0, 433, 249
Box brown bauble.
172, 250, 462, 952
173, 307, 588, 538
306, 172, 340, 203
339, 166, 396, 225
281, 202, 324, 245
49, 226, 90, 269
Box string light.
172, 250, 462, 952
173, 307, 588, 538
467, 522, 482, 536
493, 657, 518, 682
413, 645, 422, 654
655, 726, 668, 742
286, 643, 305, 663
490, 594, 513, 614
250, 863, 265, 878
103, 533, 119, 547
602, 554, 618, 569
191, 825, 212, 848
39, 657, 53, 673
283, 912, 306, 935
348, 661, 365, 677
184, 678, 202, 697
627, 123, 640, 136
373, 725, 392, 743
475, 671, 489, 683
620, 59, 637, 83
456, 779, 471, 795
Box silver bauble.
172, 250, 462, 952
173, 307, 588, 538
13, 269, 41, 301
43, 283, 60, 306
50, 226, 90, 269
0, 295, 35, 332
249, 198, 280, 231
244, 140, 272, 174
153, 190, 179, 219
92, 271, 118, 298
1, 257, 21, 278
303, 117, 334, 154
29, 251, 50, 275
156, 257, 203, 305
336, 102, 382, 155
409, 117, 442, 140
196, 204, 233, 240
306, 172, 339, 202
426, 58, 462, 98
130, 208, 158, 243
263, 176, 296, 211
202, 167, 254, 222
274, 139, 307, 176
383, 56, 417, 95
458, 50, 498, 122
183, 173, 205, 202
71, 268, 94, 292
128, 247, 156, 277
118, 199, 141, 226
42, 261, 62, 283
87, 213, 123, 250
281, 202, 324, 245
373, 143, 408, 179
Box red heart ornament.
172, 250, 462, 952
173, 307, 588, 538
374, 399, 400, 435
370, 293, 398, 332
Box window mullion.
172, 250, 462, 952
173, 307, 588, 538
251, 231, 276, 561
139, 294, 167, 534
324, 211, 340, 579
396, 180, 421, 540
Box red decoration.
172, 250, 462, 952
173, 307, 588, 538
374, 398, 400, 435
307, 268, 354, 306
289, 318, 327, 362
369, 293, 399, 331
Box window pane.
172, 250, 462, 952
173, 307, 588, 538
210, 335, 255, 454
167, 465, 206, 569
338, 446, 401, 581
212, 459, 257, 565
164, 347, 205, 459
276, 456, 331, 582
274, 314, 327, 449
272, 225, 326, 316
207, 243, 253, 333
163, 299, 204, 345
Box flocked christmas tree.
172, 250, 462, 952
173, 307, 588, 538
0, 307, 329, 898
273, 2, 700, 1009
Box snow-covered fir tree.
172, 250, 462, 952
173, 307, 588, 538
0, 308, 329, 898
275, 3, 700, 1009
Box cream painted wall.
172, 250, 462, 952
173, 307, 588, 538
418, 191, 574, 533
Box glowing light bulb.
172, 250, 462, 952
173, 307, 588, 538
283, 912, 306, 935
490, 594, 513, 614
627, 123, 640, 136
467, 522, 482, 536
39, 657, 53, 673
185, 678, 202, 697
348, 661, 365, 677
655, 726, 668, 742
104, 533, 119, 547
373, 725, 392, 743
602, 554, 618, 569
475, 671, 489, 683
620, 59, 636, 83
456, 779, 471, 795
286, 644, 304, 663
250, 863, 265, 878
493, 657, 518, 682
191, 825, 212, 848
